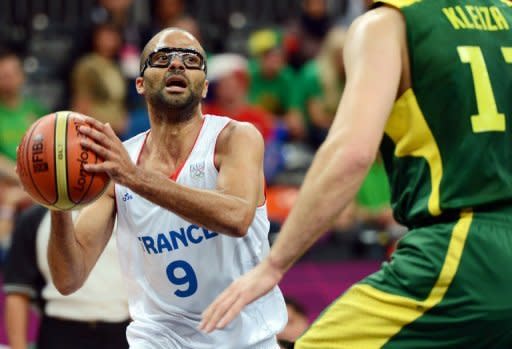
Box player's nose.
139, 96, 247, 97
168, 55, 185, 71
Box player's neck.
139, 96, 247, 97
146, 113, 204, 163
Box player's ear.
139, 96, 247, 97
135, 77, 145, 95
202, 80, 209, 98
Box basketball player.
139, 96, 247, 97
47, 28, 287, 348
200, 0, 512, 348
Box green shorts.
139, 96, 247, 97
296, 209, 512, 349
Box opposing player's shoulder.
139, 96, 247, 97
348, 4, 405, 39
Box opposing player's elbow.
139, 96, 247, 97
347, 148, 375, 173
319, 139, 375, 174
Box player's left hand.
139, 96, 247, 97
77, 116, 137, 187
199, 258, 283, 333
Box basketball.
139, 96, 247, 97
16, 111, 111, 210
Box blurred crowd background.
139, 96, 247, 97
0, 0, 407, 347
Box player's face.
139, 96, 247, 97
141, 31, 208, 113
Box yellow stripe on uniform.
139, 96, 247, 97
501, 0, 512, 8
374, 0, 422, 9
54, 111, 75, 210
296, 210, 473, 349
384, 89, 443, 216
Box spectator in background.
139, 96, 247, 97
147, 0, 190, 37
0, 49, 44, 253
87, 0, 150, 111
143, 0, 202, 52
71, 23, 128, 136
292, 27, 347, 149
4, 205, 130, 349
247, 29, 305, 141
336, 0, 371, 28
203, 53, 275, 142
90, 0, 146, 55
0, 50, 47, 182
285, 0, 333, 70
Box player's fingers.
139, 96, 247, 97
80, 115, 105, 130
217, 297, 248, 329
103, 123, 118, 139
82, 162, 105, 173
199, 295, 230, 331
80, 138, 110, 159
79, 125, 111, 147
200, 289, 239, 332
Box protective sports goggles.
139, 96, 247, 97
140, 47, 207, 76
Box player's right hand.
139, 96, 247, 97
199, 258, 283, 333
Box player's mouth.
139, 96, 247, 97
165, 75, 188, 93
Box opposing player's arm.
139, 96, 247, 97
268, 5, 404, 272
200, 6, 406, 332
48, 184, 115, 295
79, 119, 264, 238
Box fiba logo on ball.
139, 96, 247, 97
31, 133, 49, 173
16, 111, 111, 210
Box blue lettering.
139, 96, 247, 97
141, 236, 158, 254
203, 228, 218, 239
137, 237, 147, 253
170, 229, 189, 250
142, 225, 219, 256
186, 225, 203, 244
157, 233, 173, 253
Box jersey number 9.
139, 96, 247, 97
166, 260, 198, 297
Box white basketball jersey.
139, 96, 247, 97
115, 115, 287, 349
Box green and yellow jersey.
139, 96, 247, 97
376, 0, 512, 227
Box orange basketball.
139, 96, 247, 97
16, 111, 111, 210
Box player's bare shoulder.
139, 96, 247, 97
348, 4, 405, 42
215, 120, 265, 166
346, 4, 410, 93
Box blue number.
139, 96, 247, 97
166, 260, 197, 297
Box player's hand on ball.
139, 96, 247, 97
78, 116, 136, 187
199, 258, 283, 333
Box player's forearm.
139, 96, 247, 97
269, 140, 374, 272
48, 211, 87, 294
5, 294, 30, 349
129, 168, 253, 237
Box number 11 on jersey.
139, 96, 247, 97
457, 46, 511, 133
